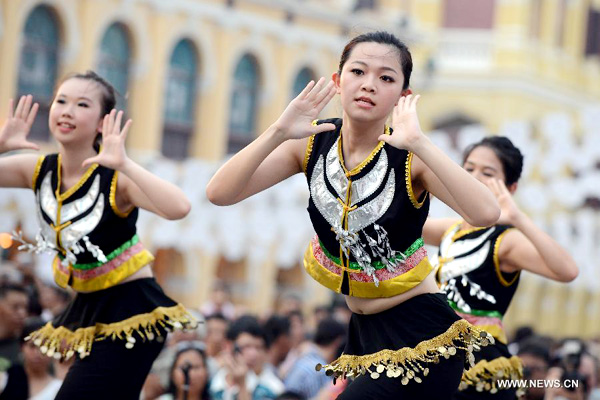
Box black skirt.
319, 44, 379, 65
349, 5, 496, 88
457, 341, 523, 398
26, 278, 196, 360
320, 293, 494, 386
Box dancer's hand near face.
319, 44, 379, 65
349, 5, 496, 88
207, 77, 337, 206
0, 95, 40, 153
273, 77, 337, 140
388, 92, 500, 227
379, 94, 424, 152
82, 109, 130, 170
0, 95, 43, 189
82, 109, 190, 220
485, 178, 522, 226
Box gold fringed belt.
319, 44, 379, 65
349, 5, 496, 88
460, 355, 523, 393
25, 303, 197, 360
316, 319, 495, 385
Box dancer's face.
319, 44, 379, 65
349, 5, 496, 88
49, 78, 104, 148
333, 42, 408, 124
463, 146, 509, 186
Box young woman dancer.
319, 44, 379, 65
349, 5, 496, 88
424, 136, 578, 398
207, 31, 500, 399
0, 71, 196, 399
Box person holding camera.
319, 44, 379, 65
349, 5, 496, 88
544, 340, 598, 400
209, 315, 284, 400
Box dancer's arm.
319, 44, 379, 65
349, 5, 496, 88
0, 95, 41, 188
206, 78, 337, 206
379, 94, 500, 227
422, 218, 459, 246
82, 110, 191, 220
489, 179, 578, 282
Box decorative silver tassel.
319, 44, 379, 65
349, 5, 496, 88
83, 236, 107, 263
11, 230, 56, 255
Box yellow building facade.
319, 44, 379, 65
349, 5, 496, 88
1, 0, 599, 337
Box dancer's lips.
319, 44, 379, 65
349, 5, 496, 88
57, 121, 76, 133
355, 97, 375, 107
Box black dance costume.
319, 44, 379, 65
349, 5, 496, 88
434, 222, 523, 398
18, 154, 195, 399
303, 120, 493, 399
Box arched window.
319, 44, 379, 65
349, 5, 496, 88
227, 54, 260, 153
161, 39, 198, 160
17, 5, 60, 141
96, 23, 131, 110
291, 67, 316, 99
585, 7, 600, 56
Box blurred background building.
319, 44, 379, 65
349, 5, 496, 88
0, 0, 599, 339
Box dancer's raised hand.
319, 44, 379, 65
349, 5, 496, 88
273, 77, 337, 140
82, 109, 131, 170
486, 178, 522, 225
0, 95, 40, 153
379, 94, 425, 151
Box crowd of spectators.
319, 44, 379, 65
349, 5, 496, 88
2, 256, 600, 400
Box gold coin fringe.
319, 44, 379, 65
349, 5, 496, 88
460, 355, 524, 395
25, 304, 197, 360
316, 319, 495, 386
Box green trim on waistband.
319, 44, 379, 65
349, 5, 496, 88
58, 235, 141, 270
448, 300, 504, 319
319, 237, 424, 271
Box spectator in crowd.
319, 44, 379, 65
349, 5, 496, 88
210, 315, 284, 399
328, 295, 351, 326
277, 293, 303, 316
21, 318, 62, 400
204, 313, 230, 377
518, 336, 553, 400
508, 326, 536, 355
278, 310, 308, 381
545, 339, 599, 400
263, 315, 292, 375
0, 283, 28, 365
284, 318, 346, 400
201, 280, 236, 321
157, 341, 211, 400
0, 281, 29, 400
311, 306, 330, 328
38, 284, 71, 323
143, 310, 205, 400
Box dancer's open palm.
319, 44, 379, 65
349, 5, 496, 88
0, 95, 40, 152
274, 77, 337, 140
82, 109, 131, 170
487, 178, 521, 225
379, 94, 424, 151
